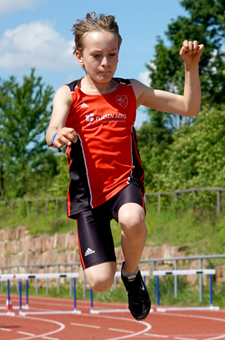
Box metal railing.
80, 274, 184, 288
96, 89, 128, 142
145, 187, 225, 214
1, 186, 225, 216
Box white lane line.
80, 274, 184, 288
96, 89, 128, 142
12, 316, 65, 340
204, 335, 225, 340
17, 331, 59, 340
71, 322, 100, 329
79, 312, 152, 340
0, 327, 11, 332
105, 320, 151, 340
175, 338, 197, 340
109, 328, 134, 334
144, 334, 168, 338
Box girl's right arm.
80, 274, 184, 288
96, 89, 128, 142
46, 85, 78, 149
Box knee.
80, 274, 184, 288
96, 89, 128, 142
85, 263, 116, 293
119, 205, 147, 241
88, 275, 114, 292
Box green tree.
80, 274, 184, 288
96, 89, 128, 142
148, 0, 225, 125
0, 69, 57, 198
48, 153, 70, 198
138, 0, 225, 190
137, 118, 173, 191
155, 106, 225, 191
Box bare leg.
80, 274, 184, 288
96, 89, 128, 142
118, 203, 147, 273
85, 261, 116, 292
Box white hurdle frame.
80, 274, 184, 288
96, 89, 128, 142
0, 273, 81, 316
153, 269, 220, 312
90, 270, 151, 314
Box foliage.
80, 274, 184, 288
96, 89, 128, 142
1, 197, 225, 257
153, 106, 225, 191
0, 69, 57, 199
149, 0, 225, 110
48, 152, 70, 198
138, 0, 225, 184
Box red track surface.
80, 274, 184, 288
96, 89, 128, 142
0, 294, 224, 340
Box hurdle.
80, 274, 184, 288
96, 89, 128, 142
153, 269, 220, 312
90, 270, 151, 314
0, 279, 29, 311
0, 280, 16, 316
0, 273, 81, 316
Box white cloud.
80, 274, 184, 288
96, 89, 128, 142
138, 70, 151, 86
0, 21, 78, 72
0, 0, 44, 15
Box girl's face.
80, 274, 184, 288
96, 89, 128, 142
76, 30, 119, 84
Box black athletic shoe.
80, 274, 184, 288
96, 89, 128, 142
121, 262, 151, 321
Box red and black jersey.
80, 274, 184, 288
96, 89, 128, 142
65, 78, 145, 218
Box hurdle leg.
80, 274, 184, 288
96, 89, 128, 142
73, 278, 77, 311
209, 275, 213, 306
25, 280, 29, 309
7, 280, 10, 312
19, 280, 22, 311
90, 288, 96, 313
156, 276, 160, 306
5, 279, 15, 316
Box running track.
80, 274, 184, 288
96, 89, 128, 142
0, 294, 224, 340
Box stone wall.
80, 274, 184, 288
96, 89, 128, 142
0, 227, 224, 284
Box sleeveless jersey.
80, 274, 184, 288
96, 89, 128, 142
65, 78, 144, 218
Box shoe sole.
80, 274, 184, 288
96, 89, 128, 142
130, 305, 151, 321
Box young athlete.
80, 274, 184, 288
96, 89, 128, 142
46, 12, 204, 321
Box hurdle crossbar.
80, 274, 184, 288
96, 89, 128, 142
0, 273, 79, 281
153, 269, 220, 312
90, 270, 151, 314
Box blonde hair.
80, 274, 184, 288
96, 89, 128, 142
72, 12, 122, 54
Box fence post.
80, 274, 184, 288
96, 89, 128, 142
217, 190, 221, 215
174, 260, 177, 298
35, 266, 38, 294
158, 194, 161, 213
192, 190, 197, 212
44, 200, 48, 215
1, 267, 3, 292
199, 258, 203, 303
83, 271, 86, 298
26, 201, 29, 216
57, 264, 60, 294
175, 193, 179, 205
70, 264, 72, 296
56, 199, 59, 212
46, 265, 49, 295
36, 201, 39, 216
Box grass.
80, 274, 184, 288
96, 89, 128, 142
1, 201, 225, 255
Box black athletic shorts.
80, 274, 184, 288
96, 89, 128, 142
76, 183, 145, 270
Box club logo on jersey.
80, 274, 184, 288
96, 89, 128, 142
86, 113, 94, 122
85, 112, 127, 125
116, 95, 128, 108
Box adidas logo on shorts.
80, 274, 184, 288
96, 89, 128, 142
85, 248, 95, 256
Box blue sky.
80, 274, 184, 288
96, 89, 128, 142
0, 0, 187, 126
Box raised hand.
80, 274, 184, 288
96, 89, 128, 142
180, 40, 204, 65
